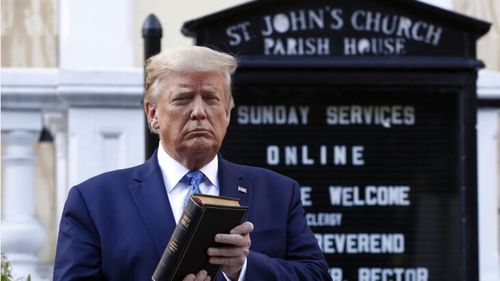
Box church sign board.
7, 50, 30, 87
183, 1, 490, 281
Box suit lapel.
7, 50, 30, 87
216, 157, 251, 281
218, 156, 251, 213
128, 153, 176, 257
215, 157, 250, 281
127, 154, 251, 265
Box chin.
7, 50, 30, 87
187, 142, 217, 156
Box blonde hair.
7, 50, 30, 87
144, 46, 237, 109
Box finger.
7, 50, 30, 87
214, 233, 251, 247
230, 221, 254, 235
183, 274, 195, 281
195, 270, 208, 281
207, 246, 248, 257
209, 256, 245, 266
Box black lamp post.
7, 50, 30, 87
142, 14, 162, 159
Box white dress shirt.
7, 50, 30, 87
157, 144, 219, 224
157, 144, 247, 281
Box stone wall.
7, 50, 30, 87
1, 0, 58, 67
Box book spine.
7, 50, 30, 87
152, 197, 203, 281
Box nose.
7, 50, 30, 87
190, 95, 207, 120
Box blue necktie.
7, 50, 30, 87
182, 170, 205, 207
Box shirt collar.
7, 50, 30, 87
157, 143, 219, 193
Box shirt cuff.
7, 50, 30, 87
222, 258, 247, 281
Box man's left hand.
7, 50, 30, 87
207, 221, 254, 280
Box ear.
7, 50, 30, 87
144, 101, 157, 123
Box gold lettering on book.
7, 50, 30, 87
181, 215, 191, 228
168, 241, 178, 253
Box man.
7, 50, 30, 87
54, 46, 331, 281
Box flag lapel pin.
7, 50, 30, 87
237, 186, 247, 194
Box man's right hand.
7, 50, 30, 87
183, 270, 211, 281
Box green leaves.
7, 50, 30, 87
1, 252, 31, 281
1, 252, 13, 281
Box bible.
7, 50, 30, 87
152, 194, 248, 281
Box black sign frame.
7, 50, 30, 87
182, 1, 490, 280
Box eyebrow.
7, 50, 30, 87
172, 84, 220, 94
200, 85, 219, 93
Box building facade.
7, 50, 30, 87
1, 0, 499, 280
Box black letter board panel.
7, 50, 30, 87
221, 86, 460, 281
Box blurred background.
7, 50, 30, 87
1, 0, 499, 280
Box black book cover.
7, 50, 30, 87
152, 194, 248, 281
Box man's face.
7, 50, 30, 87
152, 71, 231, 168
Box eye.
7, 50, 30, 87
171, 93, 193, 104
204, 93, 221, 104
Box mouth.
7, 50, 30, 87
186, 129, 211, 137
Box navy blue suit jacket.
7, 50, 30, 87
54, 153, 330, 281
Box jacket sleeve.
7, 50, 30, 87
53, 186, 103, 281
245, 181, 332, 281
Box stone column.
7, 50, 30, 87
478, 109, 500, 281
44, 112, 68, 224
477, 70, 500, 281
1, 111, 47, 280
